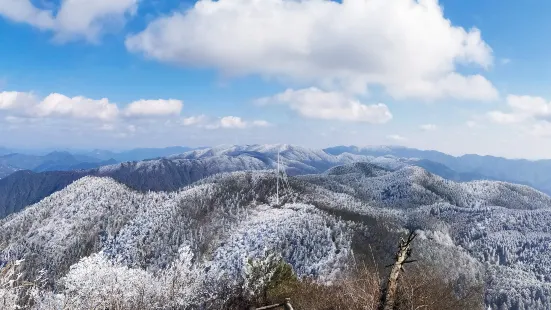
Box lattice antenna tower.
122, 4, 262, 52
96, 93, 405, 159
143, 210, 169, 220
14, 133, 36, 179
276, 145, 292, 205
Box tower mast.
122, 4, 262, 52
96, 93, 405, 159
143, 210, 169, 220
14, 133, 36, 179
277, 148, 280, 205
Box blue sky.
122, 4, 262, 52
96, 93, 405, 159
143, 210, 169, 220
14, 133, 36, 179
1, 0, 551, 159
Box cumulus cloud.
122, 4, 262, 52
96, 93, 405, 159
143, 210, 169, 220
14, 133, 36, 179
126, 0, 497, 101
0, 90, 268, 135
488, 95, 551, 125
487, 95, 551, 137
390, 73, 498, 101
180, 114, 270, 130
0, 91, 37, 111
36, 93, 120, 121
219, 116, 247, 129
0, 91, 185, 122
124, 99, 183, 118
207, 116, 271, 130
257, 87, 392, 124
0, 91, 119, 120
420, 124, 437, 131
0, 0, 137, 42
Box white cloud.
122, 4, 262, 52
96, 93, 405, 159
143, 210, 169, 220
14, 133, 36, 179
0, 91, 269, 136
486, 95, 551, 138
488, 95, 551, 125
420, 124, 437, 131
0, 91, 120, 121
124, 99, 183, 118
0, 91, 187, 123
257, 87, 392, 124
219, 116, 247, 129
186, 115, 272, 130
507, 95, 551, 116
182, 115, 207, 126
36, 93, 120, 121
0, 91, 37, 111
387, 134, 406, 141
466, 120, 478, 128
127, 0, 496, 101
391, 72, 498, 101
501, 58, 511, 65
0, 0, 137, 42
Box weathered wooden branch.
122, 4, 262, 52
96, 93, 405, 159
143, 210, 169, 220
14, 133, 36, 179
381, 231, 417, 310
254, 298, 294, 310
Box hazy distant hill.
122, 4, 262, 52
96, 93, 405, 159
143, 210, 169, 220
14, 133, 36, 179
325, 145, 551, 194
0, 151, 108, 179
0, 147, 13, 156
0, 165, 18, 180
0, 146, 203, 180
82, 146, 200, 162
0, 170, 87, 218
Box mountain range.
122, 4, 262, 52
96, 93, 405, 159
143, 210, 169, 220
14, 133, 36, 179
0, 146, 200, 179
1, 158, 550, 309
79, 146, 198, 162
326, 145, 551, 194
0, 145, 369, 218
3, 144, 551, 221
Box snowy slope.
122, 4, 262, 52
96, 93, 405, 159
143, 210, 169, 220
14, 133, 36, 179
2, 162, 551, 309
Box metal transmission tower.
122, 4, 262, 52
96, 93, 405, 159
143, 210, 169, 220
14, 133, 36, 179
275, 146, 291, 205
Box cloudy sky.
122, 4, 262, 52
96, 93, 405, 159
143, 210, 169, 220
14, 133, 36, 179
0, 0, 550, 158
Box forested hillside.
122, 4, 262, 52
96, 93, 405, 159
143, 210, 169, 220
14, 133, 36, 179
1, 162, 550, 309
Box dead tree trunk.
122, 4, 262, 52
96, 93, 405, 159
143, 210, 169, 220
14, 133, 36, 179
381, 231, 417, 310
254, 298, 294, 310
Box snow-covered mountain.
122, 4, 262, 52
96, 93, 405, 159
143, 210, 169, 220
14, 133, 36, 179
1, 162, 551, 309
0, 144, 374, 219
0, 144, 532, 220
326, 145, 551, 194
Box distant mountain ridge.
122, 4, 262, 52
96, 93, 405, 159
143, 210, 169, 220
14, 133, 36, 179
0, 146, 203, 179
325, 145, 551, 195
0, 147, 13, 156
0, 151, 108, 178
81, 146, 200, 162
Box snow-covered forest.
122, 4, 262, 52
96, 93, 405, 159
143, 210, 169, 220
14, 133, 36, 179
1, 157, 551, 309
